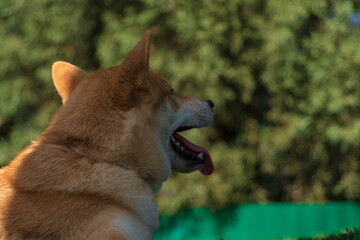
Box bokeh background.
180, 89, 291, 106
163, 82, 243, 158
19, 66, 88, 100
1, 0, 360, 239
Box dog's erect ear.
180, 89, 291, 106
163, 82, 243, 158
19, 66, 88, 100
119, 30, 152, 77
52, 61, 88, 104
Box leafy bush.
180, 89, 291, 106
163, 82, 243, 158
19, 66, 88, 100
301, 228, 360, 240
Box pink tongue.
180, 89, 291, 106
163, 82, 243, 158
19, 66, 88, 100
172, 133, 214, 175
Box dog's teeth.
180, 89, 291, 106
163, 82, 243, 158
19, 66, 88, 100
171, 136, 175, 142
197, 152, 204, 160
176, 142, 180, 148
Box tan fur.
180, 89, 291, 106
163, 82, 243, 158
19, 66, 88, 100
0, 30, 214, 239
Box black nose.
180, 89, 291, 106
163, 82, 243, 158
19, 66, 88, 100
206, 99, 214, 109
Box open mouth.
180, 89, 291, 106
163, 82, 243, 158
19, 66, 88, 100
170, 127, 214, 175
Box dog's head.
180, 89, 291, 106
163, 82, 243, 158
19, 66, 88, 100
48, 30, 214, 190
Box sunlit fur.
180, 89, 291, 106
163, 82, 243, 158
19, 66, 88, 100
0, 30, 213, 239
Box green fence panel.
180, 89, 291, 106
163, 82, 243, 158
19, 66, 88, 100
155, 202, 360, 240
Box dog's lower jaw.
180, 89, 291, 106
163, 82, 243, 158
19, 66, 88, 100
168, 144, 204, 173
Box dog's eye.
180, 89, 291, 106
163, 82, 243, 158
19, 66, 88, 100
170, 88, 175, 95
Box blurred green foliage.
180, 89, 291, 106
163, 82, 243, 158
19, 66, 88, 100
301, 228, 360, 240
0, 0, 360, 214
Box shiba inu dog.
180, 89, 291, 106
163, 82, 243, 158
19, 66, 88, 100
0, 30, 214, 239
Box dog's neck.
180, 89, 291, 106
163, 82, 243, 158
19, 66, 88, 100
66, 143, 162, 193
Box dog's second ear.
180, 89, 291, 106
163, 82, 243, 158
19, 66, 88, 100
52, 61, 88, 104
119, 30, 152, 78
